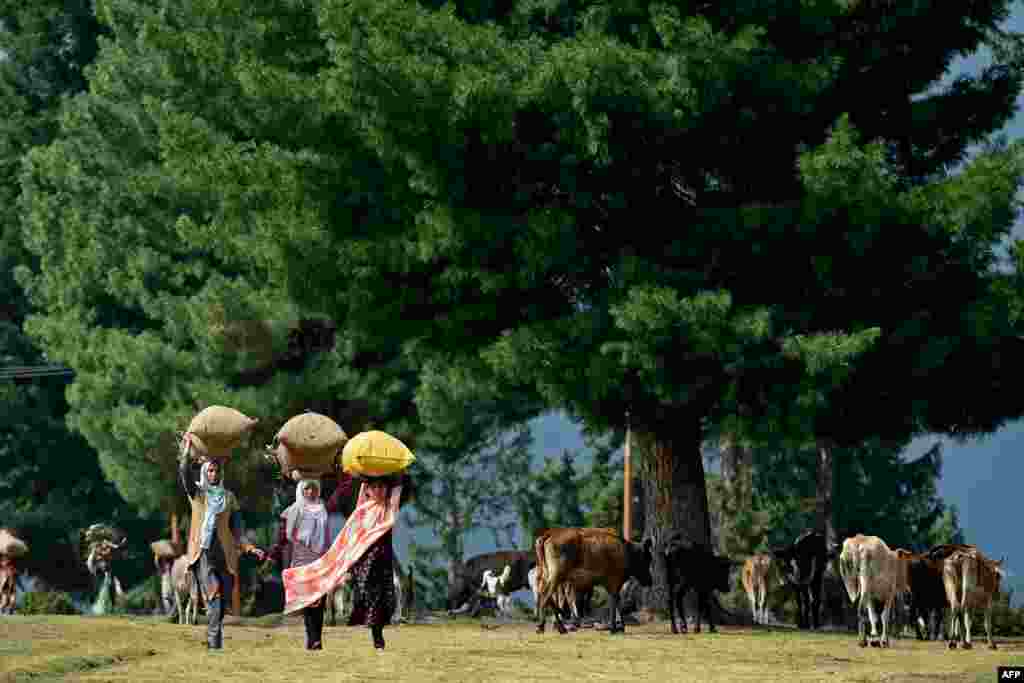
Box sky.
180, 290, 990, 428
390, 2, 1024, 604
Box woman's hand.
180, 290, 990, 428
291, 469, 302, 482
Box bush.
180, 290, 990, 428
21, 591, 79, 615
992, 591, 1024, 637
118, 575, 161, 613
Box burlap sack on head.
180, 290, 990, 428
342, 430, 416, 477
0, 529, 28, 558
186, 406, 259, 458
150, 540, 179, 559
276, 412, 347, 461
269, 441, 338, 480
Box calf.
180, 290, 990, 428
770, 530, 834, 630
943, 547, 1004, 650
447, 550, 534, 616
839, 535, 908, 648
170, 554, 201, 625
481, 565, 515, 617
742, 554, 773, 625
535, 528, 653, 635
664, 536, 738, 635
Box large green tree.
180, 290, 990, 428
293, 0, 1024, 604
18, 0, 1024, 611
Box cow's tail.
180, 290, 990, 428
839, 550, 860, 604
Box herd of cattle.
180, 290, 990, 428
150, 525, 1008, 650
447, 527, 1008, 651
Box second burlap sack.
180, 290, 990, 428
274, 412, 348, 477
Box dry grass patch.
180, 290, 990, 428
1, 616, 1022, 683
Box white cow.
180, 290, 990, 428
481, 565, 514, 617
839, 534, 909, 648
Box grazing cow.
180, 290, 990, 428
447, 550, 534, 616
170, 554, 201, 625
893, 548, 947, 641
534, 528, 653, 635
770, 530, 836, 630
839, 534, 909, 648
942, 547, 1004, 650
743, 554, 773, 625
664, 536, 739, 634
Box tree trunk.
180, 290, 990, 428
170, 512, 179, 547
630, 475, 644, 542
638, 419, 711, 615
815, 441, 836, 546
717, 434, 753, 555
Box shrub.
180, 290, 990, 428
21, 591, 79, 615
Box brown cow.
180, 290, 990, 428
743, 554, 773, 625
534, 528, 653, 635
943, 547, 1004, 650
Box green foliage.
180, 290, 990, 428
117, 574, 160, 614
753, 440, 960, 552
20, 590, 78, 615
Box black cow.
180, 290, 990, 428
664, 535, 739, 634
769, 530, 838, 630
447, 550, 534, 615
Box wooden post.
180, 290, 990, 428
623, 412, 632, 541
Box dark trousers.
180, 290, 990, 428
303, 600, 325, 648
195, 550, 234, 649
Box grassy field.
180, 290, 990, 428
2, 614, 1022, 683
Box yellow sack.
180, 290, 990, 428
276, 412, 347, 460
187, 406, 259, 457
0, 529, 29, 558
342, 430, 416, 477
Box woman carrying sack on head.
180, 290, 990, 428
281, 469, 414, 652
179, 438, 266, 650
265, 475, 351, 650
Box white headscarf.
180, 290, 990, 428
198, 460, 227, 550
283, 479, 327, 551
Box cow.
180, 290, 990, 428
742, 554, 773, 625
534, 528, 653, 635
664, 536, 739, 635
770, 530, 836, 630
839, 534, 909, 648
942, 547, 1004, 650
170, 554, 201, 625
893, 548, 947, 641
527, 565, 590, 625
446, 550, 534, 616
